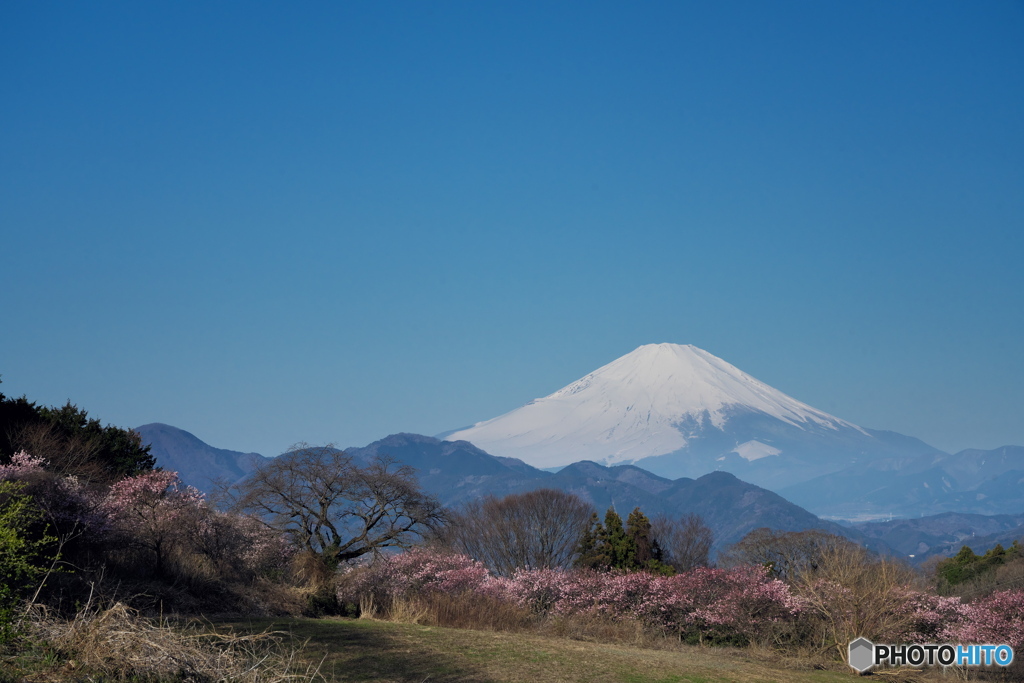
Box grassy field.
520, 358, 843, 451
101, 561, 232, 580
217, 617, 872, 683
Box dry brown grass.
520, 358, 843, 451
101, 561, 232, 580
361, 592, 537, 632
216, 616, 870, 683
25, 600, 326, 682
355, 587, 843, 670
236, 577, 311, 617
537, 610, 655, 647
357, 592, 854, 677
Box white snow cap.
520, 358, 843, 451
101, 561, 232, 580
444, 343, 865, 468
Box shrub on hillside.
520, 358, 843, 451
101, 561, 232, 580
338, 548, 800, 645
1, 450, 299, 617
337, 549, 492, 610
941, 589, 1024, 648
191, 509, 295, 581
937, 543, 1023, 588
503, 565, 799, 644
0, 451, 111, 548
103, 470, 207, 577
0, 389, 155, 482
0, 480, 55, 643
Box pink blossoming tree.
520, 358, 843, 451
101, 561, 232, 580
104, 470, 205, 576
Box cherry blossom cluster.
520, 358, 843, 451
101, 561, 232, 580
103, 470, 292, 577
338, 547, 494, 607
0, 451, 111, 539
500, 562, 800, 640
338, 548, 1024, 647
103, 470, 205, 518
939, 590, 1024, 648
339, 548, 800, 641
192, 508, 295, 575
0, 451, 48, 480
0, 452, 291, 578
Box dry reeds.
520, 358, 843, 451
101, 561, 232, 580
26, 599, 325, 682
538, 611, 653, 646
415, 592, 536, 631
361, 592, 536, 632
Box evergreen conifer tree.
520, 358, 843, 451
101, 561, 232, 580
602, 507, 633, 569
576, 505, 673, 574
626, 507, 653, 567
625, 507, 673, 574
575, 512, 608, 569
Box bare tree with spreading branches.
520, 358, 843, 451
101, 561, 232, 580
796, 542, 922, 661
11, 421, 107, 483
718, 528, 855, 582
436, 489, 594, 576
650, 513, 714, 572
227, 444, 446, 566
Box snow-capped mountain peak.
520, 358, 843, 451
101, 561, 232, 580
444, 343, 866, 469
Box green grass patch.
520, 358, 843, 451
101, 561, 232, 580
215, 616, 866, 683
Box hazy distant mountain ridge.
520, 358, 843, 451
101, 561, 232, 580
853, 511, 1024, 562
135, 423, 271, 492
344, 433, 552, 504
782, 445, 1024, 518
349, 433, 884, 552
142, 424, 877, 554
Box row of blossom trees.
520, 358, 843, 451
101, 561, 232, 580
0, 440, 450, 623
337, 547, 1024, 653
6, 437, 1024, 663
0, 451, 292, 611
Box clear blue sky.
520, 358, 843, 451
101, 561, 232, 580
2, 1, 1022, 457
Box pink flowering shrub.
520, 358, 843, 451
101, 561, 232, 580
104, 470, 204, 515
339, 548, 800, 644
0, 451, 48, 480
103, 470, 297, 581
103, 470, 206, 575
866, 588, 1024, 649
500, 563, 800, 643
663, 566, 802, 642
236, 516, 295, 576
503, 567, 604, 614
338, 549, 492, 609
191, 509, 294, 579
0, 451, 111, 547
896, 592, 968, 643
941, 590, 1024, 648
388, 549, 491, 594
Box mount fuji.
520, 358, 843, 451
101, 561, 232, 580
443, 344, 943, 490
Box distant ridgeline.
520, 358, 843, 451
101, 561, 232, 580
0, 379, 154, 482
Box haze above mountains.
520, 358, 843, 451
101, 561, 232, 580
138, 343, 1024, 559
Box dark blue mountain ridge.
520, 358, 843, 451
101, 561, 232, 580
139, 425, 889, 555
135, 423, 271, 492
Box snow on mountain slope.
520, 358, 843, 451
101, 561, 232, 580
444, 343, 867, 468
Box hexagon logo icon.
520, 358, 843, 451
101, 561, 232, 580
848, 637, 875, 673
